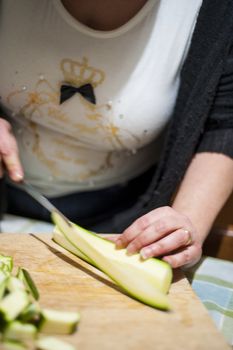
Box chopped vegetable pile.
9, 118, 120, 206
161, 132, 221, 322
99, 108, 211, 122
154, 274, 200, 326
0, 253, 79, 350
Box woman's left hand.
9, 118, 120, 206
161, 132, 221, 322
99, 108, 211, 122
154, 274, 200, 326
115, 206, 202, 268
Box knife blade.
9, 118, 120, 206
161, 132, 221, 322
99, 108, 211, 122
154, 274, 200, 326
20, 180, 71, 226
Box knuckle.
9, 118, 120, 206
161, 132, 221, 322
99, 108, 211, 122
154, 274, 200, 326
154, 219, 167, 233
155, 241, 165, 253
138, 215, 150, 229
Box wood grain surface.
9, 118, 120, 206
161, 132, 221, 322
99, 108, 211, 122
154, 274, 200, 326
0, 233, 230, 350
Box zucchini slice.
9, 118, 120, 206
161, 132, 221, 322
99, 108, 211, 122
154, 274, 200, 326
53, 227, 95, 266
0, 291, 29, 321
0, 255, 13, 273
39, 308, 80, 335
52, 212, 173, 310
17, 268, 39, 301
7, 277, 26, 294
2, 340, 27, 350
0, 271, 9, 300
19, 302, 40, 323
3, 321, 37, 342
36, 336, 76, 350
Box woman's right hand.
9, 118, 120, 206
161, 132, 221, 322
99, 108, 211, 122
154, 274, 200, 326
0, 117, 24, 182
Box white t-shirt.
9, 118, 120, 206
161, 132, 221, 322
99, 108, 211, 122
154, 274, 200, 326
0, 0, 202, 196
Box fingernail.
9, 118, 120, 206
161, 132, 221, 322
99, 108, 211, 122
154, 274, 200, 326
13, 171, 23, 181
140, 249, 149, 260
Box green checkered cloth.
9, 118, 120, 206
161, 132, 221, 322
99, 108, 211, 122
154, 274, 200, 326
185, 257, 233, 346
1, 214, 233, 345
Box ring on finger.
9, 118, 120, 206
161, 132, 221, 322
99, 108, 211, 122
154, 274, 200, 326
184, 229, 192, 246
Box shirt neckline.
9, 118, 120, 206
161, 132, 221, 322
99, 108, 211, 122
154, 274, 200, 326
52, 0, 156, 39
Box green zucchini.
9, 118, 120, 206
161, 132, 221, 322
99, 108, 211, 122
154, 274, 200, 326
0, 255, 13, 273
0, 253, 80, 349
3, 321, 37, 342
7, 277, 26, 294
36, 336, 76, 350
0, 291, 29, 322
53, 227, 95, 266
17, 268, 39, 301
39, 308, 80, 335
19, 302, 40, 323
2, 340, 27, 350
52, 212, 173, 310
0, 271, 9, 300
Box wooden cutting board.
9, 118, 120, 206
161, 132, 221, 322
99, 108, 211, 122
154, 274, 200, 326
0, 233, 230, 350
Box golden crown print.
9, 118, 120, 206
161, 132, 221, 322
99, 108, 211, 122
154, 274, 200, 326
60, 57, 105, 87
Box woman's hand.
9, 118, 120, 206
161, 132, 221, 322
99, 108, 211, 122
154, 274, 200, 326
0, 118, 23, 182
115, 206, 202, 268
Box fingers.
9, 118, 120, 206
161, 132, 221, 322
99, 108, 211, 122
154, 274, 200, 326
115, 206, 201, 268
162, 244, 202, 269
139, 228, 192, 259
0, 118, 23, 182
116, 206, 192, 249
125, 216, 190, 255
116, 206, 176, 248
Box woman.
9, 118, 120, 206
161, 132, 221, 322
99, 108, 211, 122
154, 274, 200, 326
0, 0, 233, 268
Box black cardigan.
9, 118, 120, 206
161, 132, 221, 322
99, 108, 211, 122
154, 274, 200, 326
115, 0, 233, 231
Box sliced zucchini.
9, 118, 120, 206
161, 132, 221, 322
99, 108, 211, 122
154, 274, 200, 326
17, 268, 39, 301
3, 321, 37, 342
53, 227, 95, 266
39, 308, 80, 335
2, 340, 27, 350
36, 336, 76, 350
52, 212, 173, 310
0, 291, 29, 321
0, 255, 13, 272
0, 271, 9, 300
7, 277, 26, 293
19, 302, 40, 323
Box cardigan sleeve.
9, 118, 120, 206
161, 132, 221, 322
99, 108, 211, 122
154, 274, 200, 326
197, 45, 233, 159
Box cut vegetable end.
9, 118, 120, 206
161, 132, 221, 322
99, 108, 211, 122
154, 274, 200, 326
52, 211, 172, 310
2, 340, 28, 350
39, 308, 80, 335
36, 336, 76, 350
0, 252, 81, 349
0, 291, 30, 321
7, 277, 26, 294
3, 321, 37, 342
19, 302, 40, 323
0, 255, 13, 272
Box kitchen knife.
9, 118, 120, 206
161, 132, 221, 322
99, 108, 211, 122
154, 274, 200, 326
20, 180, 71, 226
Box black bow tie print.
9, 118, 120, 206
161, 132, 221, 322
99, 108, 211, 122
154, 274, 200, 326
60, 83, 96, 105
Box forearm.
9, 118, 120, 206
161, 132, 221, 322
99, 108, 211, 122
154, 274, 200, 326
172, 152, 233, 244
